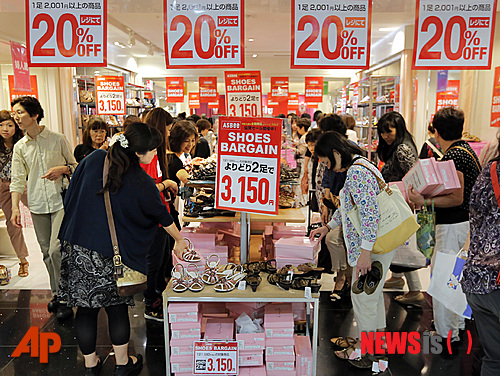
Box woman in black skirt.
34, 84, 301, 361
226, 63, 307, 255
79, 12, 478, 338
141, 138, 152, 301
58, 122, 187, 376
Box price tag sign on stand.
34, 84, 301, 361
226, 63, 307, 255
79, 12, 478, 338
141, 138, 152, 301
216, 117, 281, 215
193, 341, 238, 375
95, 76, 125, 116
26, 0, 107, 67
164, 0, 244, 68
225, 71, 262, 117
291, 0, 372, 69
412, 0, 497, 70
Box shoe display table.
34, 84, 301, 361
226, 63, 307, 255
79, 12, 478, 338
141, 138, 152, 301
183, 208, 304, 224
163, 276, 320, 376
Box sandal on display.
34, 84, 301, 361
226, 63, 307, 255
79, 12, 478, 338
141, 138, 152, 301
182, 239, 201, 263
334, 345, 357, 360
267, 273, 292, 290
297, 263, 324, 278
214, 270, 246, 293
186, 263, 204, 292
201, 254, 220, 285
171, 264, 188, 293
330, 336, 358, 351
260, 259, 277, 274
291, 277, 321, 293
217, 263, 238, 278
245, 273, 262, 292
364, 261, 383, 295
242, 261, 261, 274
18, 261, 29, 277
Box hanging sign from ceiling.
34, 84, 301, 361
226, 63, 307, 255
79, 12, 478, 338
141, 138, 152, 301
95, 76, 125, 116
305, 77, 323, 103
164, 0, 244, 68
412, 0, 497, 70
8, 76, 39, 104
189, 92, 200, 108
25, 0, 107, 66
291, 0, 372, 69
166, 77, 185, 102
225, 71, 262, 117
199, 77, 218, 102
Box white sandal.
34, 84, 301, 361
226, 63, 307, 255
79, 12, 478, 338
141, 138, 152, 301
182, 239, 202, 263
171, 264, 188, 293
214, 268, 245, 293
187, 263, 204, 292
201, 254, 220, 285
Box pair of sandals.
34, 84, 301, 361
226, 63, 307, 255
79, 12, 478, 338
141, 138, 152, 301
352, 261, 383, 295
242, 259, 277, 274
171, 263, 204, 293
214, 266, 245, 293
18, 262, 29, 277
181, 239, 202, 263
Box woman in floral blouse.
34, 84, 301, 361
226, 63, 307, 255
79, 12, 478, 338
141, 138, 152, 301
0, 110, 29, 277
310, 131, 395, 366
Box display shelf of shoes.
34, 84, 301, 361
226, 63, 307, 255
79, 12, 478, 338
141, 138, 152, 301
182, 208, 304, 223
162, 276, 320, 376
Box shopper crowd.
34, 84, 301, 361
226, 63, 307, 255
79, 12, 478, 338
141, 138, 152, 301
3, 95, 498, 375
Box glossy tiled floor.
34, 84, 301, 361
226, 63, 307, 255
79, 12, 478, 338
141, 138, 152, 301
0, 288, 482, 376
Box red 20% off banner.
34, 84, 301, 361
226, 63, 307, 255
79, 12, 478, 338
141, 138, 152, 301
95, 76, 125, 116
216, 117, 281, 215
193, 341, 238, 375
164, 0, 244, 68
26, 0, 107, 66
292, 0, 372, 69
412, 0, 497, 69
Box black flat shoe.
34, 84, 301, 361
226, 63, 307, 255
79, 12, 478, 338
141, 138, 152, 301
47, 296, 59, 313
352, 274, 367, 294
114, 354, 143, 376
364, 261, 383, 295
85, 357, 102, 376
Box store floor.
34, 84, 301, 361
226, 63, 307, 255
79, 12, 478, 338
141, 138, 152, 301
0, 288, 482, 376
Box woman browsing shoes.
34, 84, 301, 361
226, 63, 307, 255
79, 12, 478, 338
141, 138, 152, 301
309, 131, 396, 361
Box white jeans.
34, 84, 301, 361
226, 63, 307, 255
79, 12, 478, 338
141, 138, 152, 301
432, 221, 469, 340
352, 250, 395, 337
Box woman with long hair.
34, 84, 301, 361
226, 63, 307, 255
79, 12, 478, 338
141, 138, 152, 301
376, 112, 423, 304
74, 117, 109, 162
0, 110, 29, 277
58, 122, 188, 375
168, 120, 198, 185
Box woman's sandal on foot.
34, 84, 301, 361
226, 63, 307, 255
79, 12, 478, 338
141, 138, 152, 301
18, 262, 29, 277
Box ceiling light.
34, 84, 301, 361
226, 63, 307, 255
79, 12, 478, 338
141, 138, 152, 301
378, 27, 396, 32
147, 42, 155, 56
248, 38, 254, 42
252, 54, 257, 58
134, 54, 148, 58
114, 41, 127, 48
128, 30, 135, 46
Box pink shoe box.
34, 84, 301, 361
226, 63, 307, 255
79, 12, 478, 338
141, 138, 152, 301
274, 237, 320, 259
226, 302, 266, 319
201, 302, 228, 318
402, 157, 442, 196
172, 252, 206, 271
204, 318, 234, 340
264, 304, 294, 338
273, 226, 307, 240
292, 303, 314, 322
200, 221, 234, 229
170, 361, 193, 374
388, 181, 408, 202
265, 303, 293, 315
295, 335, 313, 376
168, 303, 200, 323
236, 332, 266, 350
266, 361, 296, 373
275, 257, 318, 269
468, 141, 487, 158
239, 365, 266, 376
430, 160, 461, 196
238, 349, 264, 366
266, 337, 296, 347
170, 314, 202, 339
266, 345, 295, 361
170, 338, 196, 356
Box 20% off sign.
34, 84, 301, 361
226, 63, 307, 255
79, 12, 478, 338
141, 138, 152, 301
216, 117, 282, 216
292, 0, 372, 69
164, 0, 244, 68
26, 0, 107, 66
193, 341, 238, 375
412, 0, 497, 69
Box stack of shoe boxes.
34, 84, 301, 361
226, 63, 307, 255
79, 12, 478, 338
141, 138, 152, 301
274, 237, 320, 269
264, 303, 295, 375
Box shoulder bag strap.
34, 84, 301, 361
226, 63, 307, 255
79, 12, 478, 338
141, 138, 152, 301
448, 146, 481, 173
347, 162, 392, 206
490, 161, 500, 210
103, 157, 124, 278
425, 139, 444, 159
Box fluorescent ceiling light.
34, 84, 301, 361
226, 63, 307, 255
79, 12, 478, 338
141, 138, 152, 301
248, 38, 254, 42
114, 41, 127, 48
378, 27, 396, 32
252, 54, 257, 58
134, 54, 148, 58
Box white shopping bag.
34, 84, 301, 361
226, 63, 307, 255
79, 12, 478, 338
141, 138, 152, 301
391, 233, 428, 269
427, 250, 472, 319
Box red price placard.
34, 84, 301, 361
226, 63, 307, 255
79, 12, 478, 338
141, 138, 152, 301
412, 0, 497, 70
225, 71, 263, 117
95, 76, 125, 116
193, 341, 238, 375
216, 117, 281, 215
292, 0, 372, 69
26, 0, 107, 67
166, 77, 184, 102
435, 80, 460, 112
491, 67, 500, 127
305, 77, 323, 103
164, 0, 244, 68
8, 76, 39, 104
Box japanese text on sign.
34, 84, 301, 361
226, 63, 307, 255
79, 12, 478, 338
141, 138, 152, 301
95, 76, 125, 116
26, 0, 107, 67
193, 341, 238, 375
225, 71, 263, 117
291, 0, 372, 69
216, 117, 281, 215
412, 0, 497, 70
164, 0, 244, 68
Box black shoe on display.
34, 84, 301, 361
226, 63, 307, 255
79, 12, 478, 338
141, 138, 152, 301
47, 296, 59, 313
56, 304, 73, 320
114, 355, 143, 376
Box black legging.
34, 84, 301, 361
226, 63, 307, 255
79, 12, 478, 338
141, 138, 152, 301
75, 304, 130, 355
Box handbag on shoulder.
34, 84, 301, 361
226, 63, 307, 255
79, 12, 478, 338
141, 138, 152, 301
103, 158, 147, 297
416, 200, 436, 261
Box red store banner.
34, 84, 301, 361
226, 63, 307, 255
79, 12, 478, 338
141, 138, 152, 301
340, 86, 347, 113
292, 0, 372, 69
95, 76, 126, 116
8, 75, 38, 104
352, 82, 359, 116
288, 92, 299, 112
164, 0, 244, 68
189, 92, 200, 108
225, 70, 262, 117
305, 77, 323, 103
435, 80, 460, 112
10, 41, 30, 91
166, 77, 184, 102
491, 66, 500, 127
208, 94, 220, 109
412, 0, 497, 70
271, 77, 289, 98
199, 77, 218, 102
216, 116, 282, 215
